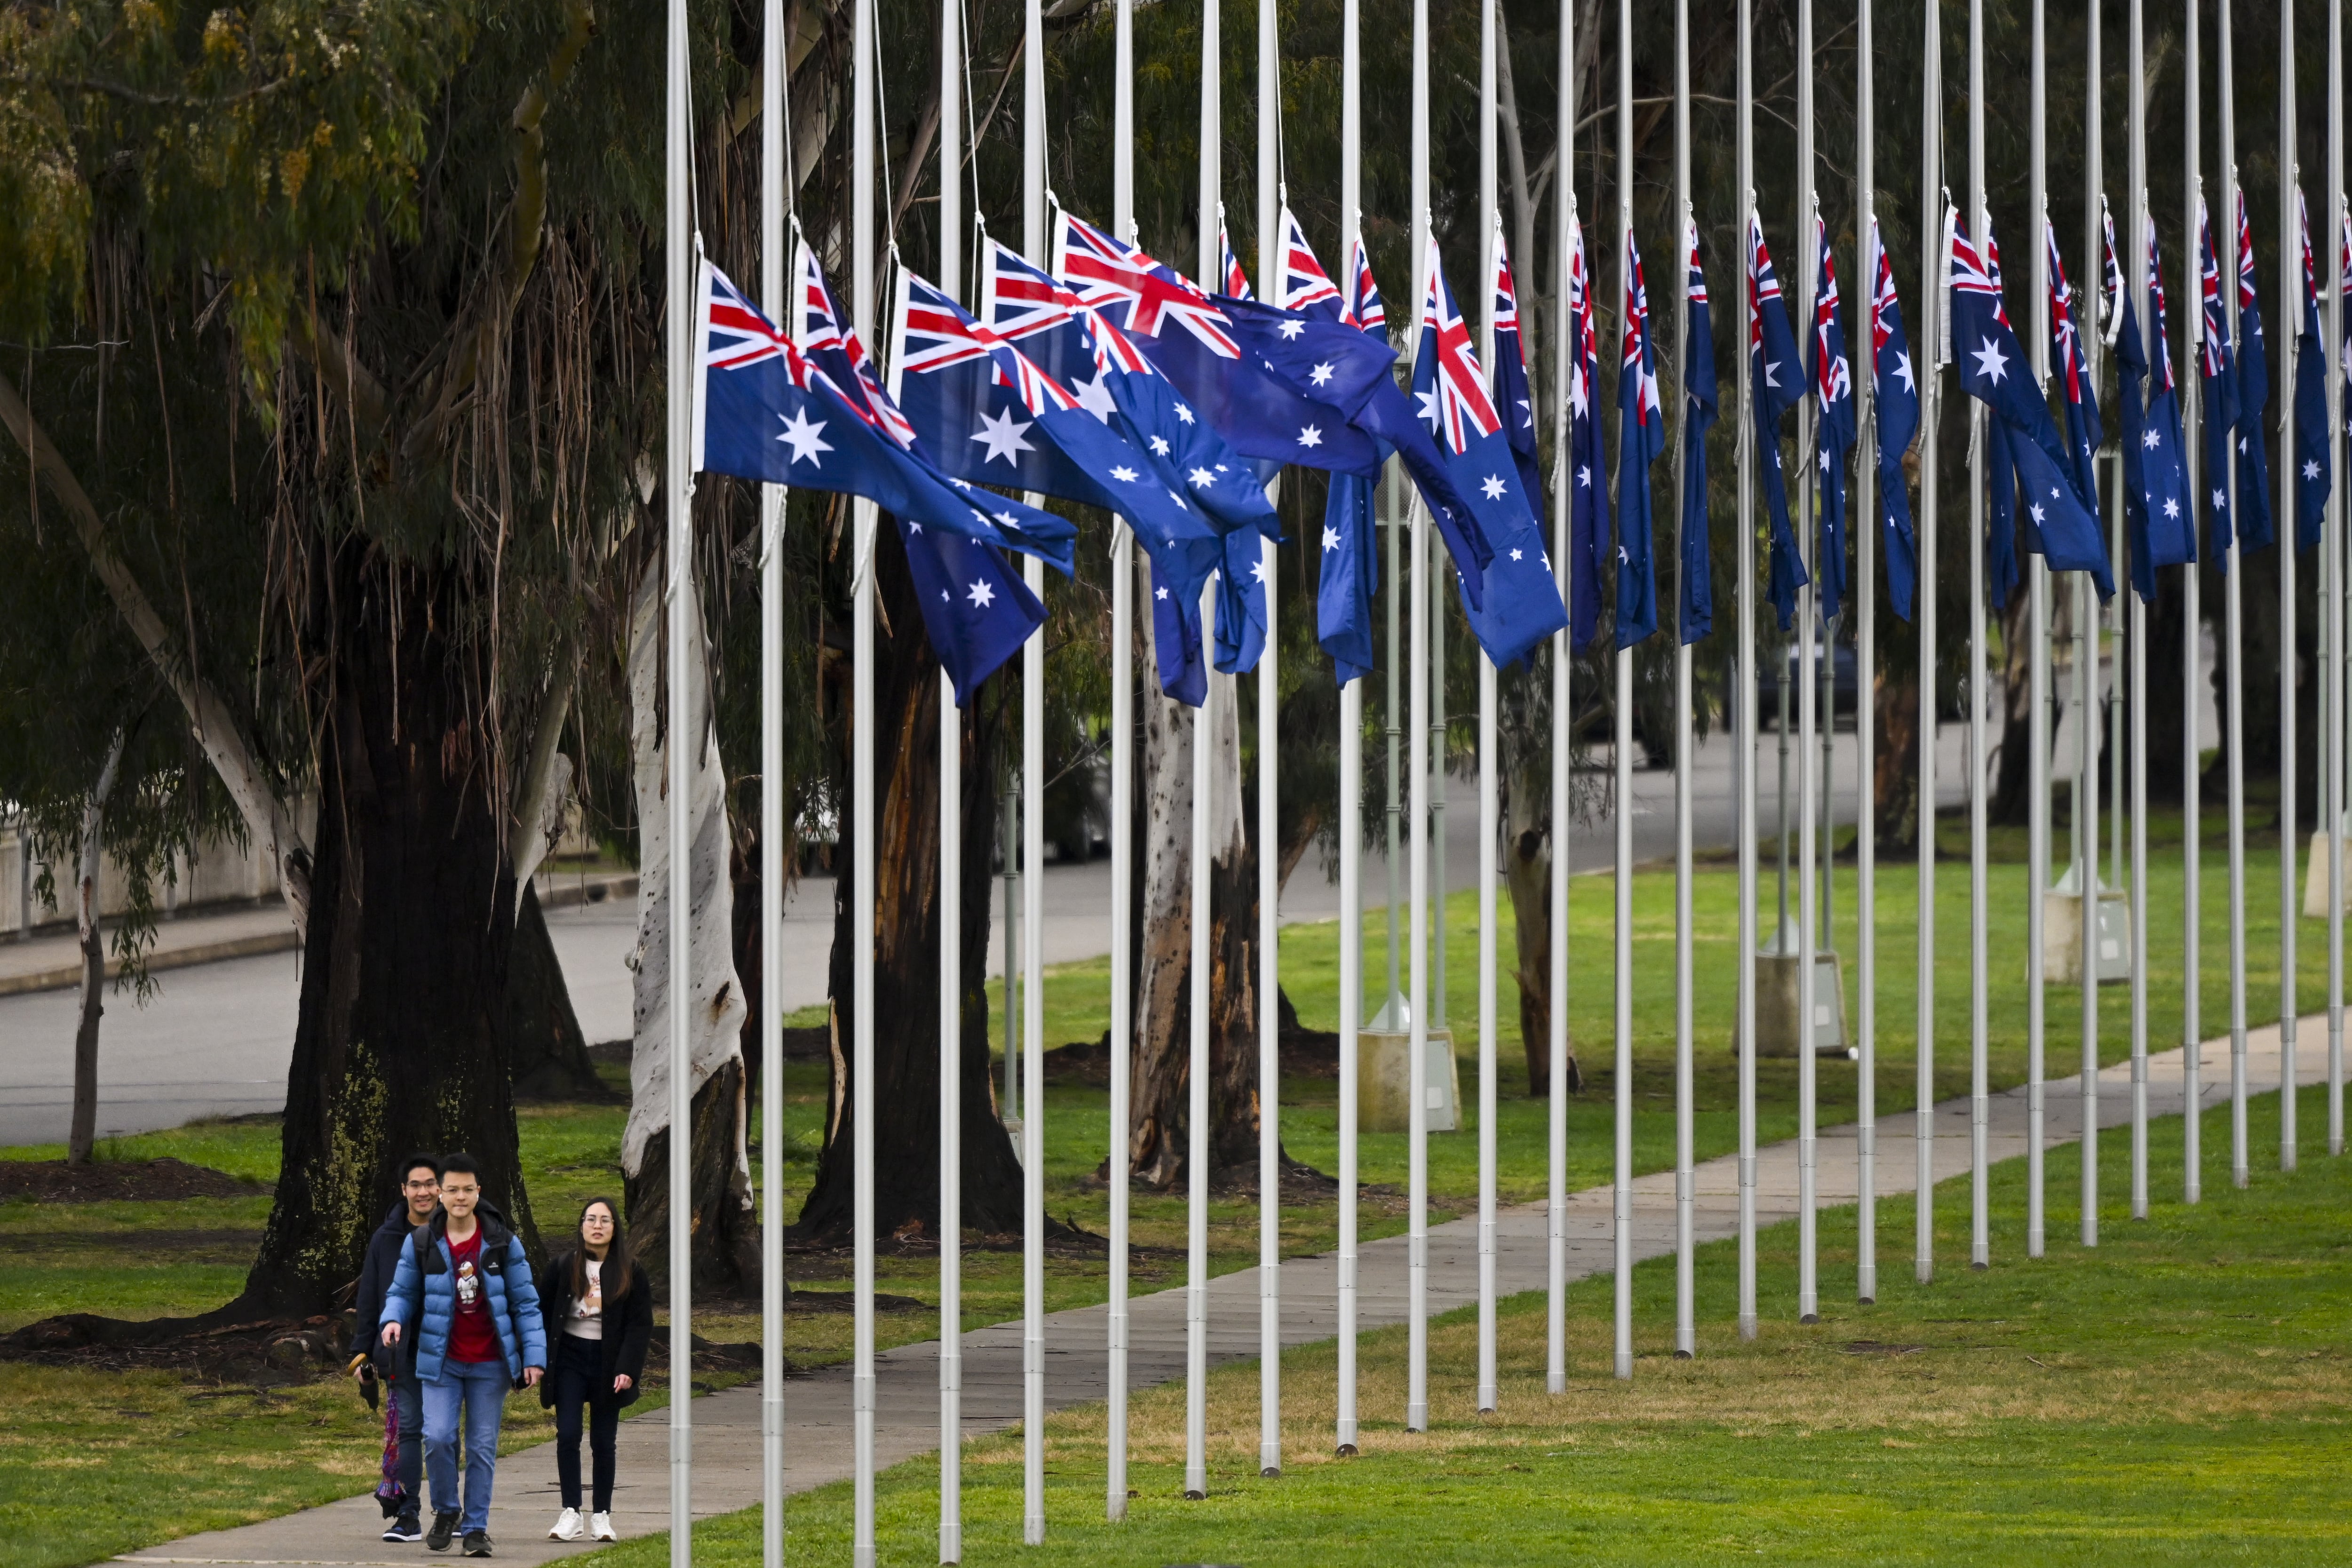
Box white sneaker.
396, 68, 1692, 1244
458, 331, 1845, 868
546, 1509, 584, 1543
588, 1514, 617, 1543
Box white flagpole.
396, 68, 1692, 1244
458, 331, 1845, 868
2219, 0, 2249, 1194
2330, 0, 2347, 1161
1477, 0, 1503, 1416
1019, 0, 1048, 1538
1335, 0, 1365, 1457
1185, 0, 1218, 1498
850, 0, 880, 1560
1613, 0, 1637, 1375
1965, 0, 1991, 1276
1107, 0, 1136, 1520
1735, 0, 1759, 1342
1852, 0, 1878, 1311
936, 0, 964, 1552
1673, 0, 1699, 1350
758, 0, 787, 1557
1795, 0, 1820, 1327
1255, 0, 1284, 1478
1914, 0, 1942, 1289
2275, 0, 2298, 1178
2079, 0, 2103, 1250
665, 0, 696, 1559
2182, 0, 2205, 1210
1406, 0, 1433, 1434
1549, 0, 1576, 1393
2025, 0, 2049, 1265
2129, 0, 2152, 1219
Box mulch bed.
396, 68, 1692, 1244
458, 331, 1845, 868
0, 1157, 267, 1203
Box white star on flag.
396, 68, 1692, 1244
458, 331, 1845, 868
1416, 387, 1440, 426
2307, 460, 2323, 480
966, 579, 996, 609
2212, 489, 2226, 509
1971, 336, 2010, 384
1110, 464, 1139, 482
1188, 467, 1216, 486
2030, 502, 2047, 524
1149, 435, 1172, 455
1509, 548, 1524, 562
1895, 350, 1915, 394
971, 406, 1035, 464
1577, 464, 1591, 487
1279, 319, 1305, 339
776, 408, 833, 465
2143, 430, 2162, 449
1156, 585, 1169, 600
2164, 496, 2182, 519
1322, 526, 1342, 552
1173, 403, 1196, 424
1310, 361, 1335, 386
1251, 558, 1269, 583
1073, 373, 1119, 422
1296, 425, 1323, 448
1480, 475, 1507, 499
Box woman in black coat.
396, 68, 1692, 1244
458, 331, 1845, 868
538, 1198, 653, 1542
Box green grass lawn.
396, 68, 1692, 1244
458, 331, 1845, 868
577, 1083, 2352, 1567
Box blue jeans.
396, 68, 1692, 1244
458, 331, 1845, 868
421, 1359, 509, 1533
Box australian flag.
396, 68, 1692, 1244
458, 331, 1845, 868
1947, 207, 2115, 597
1679, 214, 1719, 645
693, 262, 1047, 700
1616, 226, 1665, 648
1053, 211, 1383, 478
2047, 216, 2104, 517
1566, 206, 1613, 647
1415, 235, 1569, 669
2294, 189, 2334, 551
2194, 198, 2243, 565
1748, 211, 1810, 628
2230, 191, 2275, 552
1312, 230, 1388, 682
1979, 223, 2024, 612
2106, 204, 2195, 600
1218, 205, 1252, 298
1867, 217, 1921, 621
1806, 214, 1857, 624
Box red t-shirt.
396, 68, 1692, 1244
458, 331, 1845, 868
445, 1229, 501, 1364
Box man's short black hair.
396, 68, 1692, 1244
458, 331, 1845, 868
439, 1153, 481, 1181
399, 1153, 443, 1183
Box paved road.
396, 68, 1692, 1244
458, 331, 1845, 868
117, 1016, 2309, 1568
0, 713, 2028, 1149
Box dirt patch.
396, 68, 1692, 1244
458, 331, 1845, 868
0, 1158, 267, 1204
784, 1289, 927, 1314
0, 1311, 348, 1382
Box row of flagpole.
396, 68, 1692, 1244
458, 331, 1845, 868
649, 0, 2352, 1560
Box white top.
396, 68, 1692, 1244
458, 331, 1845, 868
565, 1258, 604, 1341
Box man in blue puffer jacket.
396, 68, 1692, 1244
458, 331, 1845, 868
381, 1153, 547, 1558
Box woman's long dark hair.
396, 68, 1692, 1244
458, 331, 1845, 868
570, 1197, 633, 1305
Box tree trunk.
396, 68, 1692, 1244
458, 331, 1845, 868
1125, 555, 1281, 1190
1501, 737, 1580, 1096
507, 882, 608, 1101
1873, 668, 1921, 855
792, 522, 1026, 1242
1989, 591, 2034, 826
240, 553, 539, 1315
620, 562, 759, 1296
68, 727, 128, 1166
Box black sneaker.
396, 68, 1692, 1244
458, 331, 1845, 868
461, 1531, 493, 1558
383, 1514, 424, 1544
426, 1512, 460, 1552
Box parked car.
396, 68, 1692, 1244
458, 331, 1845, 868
1725, 636, 1859, 732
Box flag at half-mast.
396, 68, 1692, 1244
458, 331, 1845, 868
1805, 213, 1857, 625
1615, 224, 1664, 648
2230, 190, 2275, 551
1678, 211, 1719, 645
1345, 234, 1387, 336
2292, 188, 2333, 551
1565, 202, 1612, 647
1218, 204, 1252, 299
1867, 216, 1921, 621
1947, 206, 2115, 597
1293, 215, 1379, 683
1975, 219, 2022, 610
1493, 224, 1547, 518
1747, 210, 1810, 628
1414, 234, 1569, 669
2193, 196, 2243, 565
2046, 215, 2104, 516
2106, 204, 2194, 599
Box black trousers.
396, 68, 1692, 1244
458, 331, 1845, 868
551, 1334, 619, 1512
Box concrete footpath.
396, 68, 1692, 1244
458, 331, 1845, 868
122, 1017, 2324, 1568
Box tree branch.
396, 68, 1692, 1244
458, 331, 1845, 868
0, 369, 311, 936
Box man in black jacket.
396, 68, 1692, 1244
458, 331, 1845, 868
349, 1153, 441, 1544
